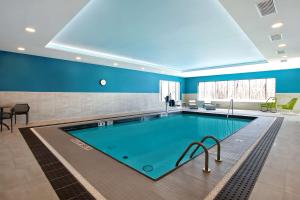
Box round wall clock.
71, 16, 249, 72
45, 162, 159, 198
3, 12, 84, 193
99, 79, 107, 86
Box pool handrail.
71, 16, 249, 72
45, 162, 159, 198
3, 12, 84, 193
227, 99, 234, 118
190, 135, 222, 162
175, 142, 211, 173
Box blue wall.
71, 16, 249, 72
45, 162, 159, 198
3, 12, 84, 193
0, 51, 184, 93
185, 68, 300, 94
1, 50, 300, 94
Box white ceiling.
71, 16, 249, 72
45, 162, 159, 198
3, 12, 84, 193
47, 0, 265, 72
0, 0, 300, 77
0, 0, 89, 63
220, 0, 300, 62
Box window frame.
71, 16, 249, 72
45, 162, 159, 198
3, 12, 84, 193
160, 80, 181, 102
197, 78, 276, 102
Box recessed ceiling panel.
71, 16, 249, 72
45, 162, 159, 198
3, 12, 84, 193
48, 0, 265, 71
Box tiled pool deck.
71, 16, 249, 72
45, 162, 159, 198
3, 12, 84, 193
0, 109, 300, 200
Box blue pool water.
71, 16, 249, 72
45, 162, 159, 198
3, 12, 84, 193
68, 113, 252, 180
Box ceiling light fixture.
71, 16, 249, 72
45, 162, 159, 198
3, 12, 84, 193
25, 27, 36, 33
278, 44, 287, 48
75, 56, 82, 60
271, 22, 283, 29
282, 55, 288, 58
17, 47, 25, 51
113, 62, 118, 66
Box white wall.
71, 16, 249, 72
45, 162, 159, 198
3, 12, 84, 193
0, 92, 165, 123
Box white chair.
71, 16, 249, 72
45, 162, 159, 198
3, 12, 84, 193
188, 100, 198, 109
204, 101, 216, 110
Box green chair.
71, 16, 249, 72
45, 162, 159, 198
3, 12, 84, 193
277, 98, 298, 112
260, 97, 277, 113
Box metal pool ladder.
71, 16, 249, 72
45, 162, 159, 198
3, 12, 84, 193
227, 99, 234, 118
175, 136, 222, 173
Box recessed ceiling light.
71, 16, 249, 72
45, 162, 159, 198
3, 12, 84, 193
282, 55, 288, 58
75, 56, 81, 60
278, 44, 287, 48
17, 47, 25, 51
113, 62, 118, 66
141, 67, 145, 70
271, 22, 283, 29
25, 27, 36, 33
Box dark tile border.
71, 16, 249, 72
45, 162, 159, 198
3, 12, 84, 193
19, 128, 95, 200
214, 117, 284, 200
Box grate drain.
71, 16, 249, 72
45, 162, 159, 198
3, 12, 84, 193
214, 117, 284, 200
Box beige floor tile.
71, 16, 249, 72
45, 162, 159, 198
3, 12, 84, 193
283, 191, 300, 200
0, 109, 299, 200
250, 182, 284, 200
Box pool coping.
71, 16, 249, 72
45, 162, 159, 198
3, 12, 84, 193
19, 110, 278, 200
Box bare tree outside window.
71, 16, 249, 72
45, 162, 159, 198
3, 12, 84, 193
215, 81, 228, 100
198, 82, 205, 100
228, 81, 235, 100
234, 80, 250, 100
198, 78, 276, 102
204, 82, 215, 100
266, 78, 276, 99
250, 79, 266, 100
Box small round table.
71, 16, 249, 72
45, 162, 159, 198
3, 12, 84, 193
0, 105, 11, 132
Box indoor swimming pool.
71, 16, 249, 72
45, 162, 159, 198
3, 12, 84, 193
67, 113, 253, 180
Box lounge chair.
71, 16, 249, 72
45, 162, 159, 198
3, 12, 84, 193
204, 101, 216, 110
1, 111, 13, 133
197, 101, 205, 108
277, 98, 298, 112
260, 97, 277, 113
188, 100, 198, 109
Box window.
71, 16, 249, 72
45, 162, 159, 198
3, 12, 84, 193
235, 80, 250, 100
198, 82, 205, 100
198, 78, 276, 102
266, 78, 276, 99
215, 81, 228, 100
160, 80, 180, 101
228, 81, 235, 99
250, 79, 266, 100
204, 82, 215, 100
